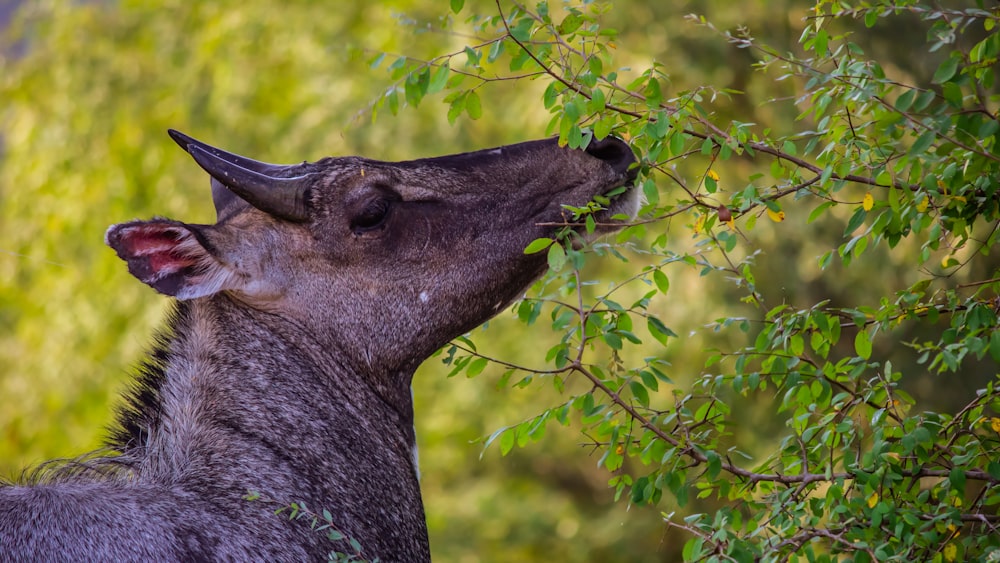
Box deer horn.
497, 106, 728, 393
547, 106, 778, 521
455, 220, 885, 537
186, 144, 311, 223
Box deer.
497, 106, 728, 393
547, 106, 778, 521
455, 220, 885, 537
0, 129, 637, 561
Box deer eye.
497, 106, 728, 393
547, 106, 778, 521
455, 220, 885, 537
351, 197, 393, 234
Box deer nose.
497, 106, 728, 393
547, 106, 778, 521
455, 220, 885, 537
585, 136, 636, 178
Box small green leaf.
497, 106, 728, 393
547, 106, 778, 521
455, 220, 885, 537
990, 330, 1000, 362
909, 130, 936, 156
864, 9, 878, 28
466, 357, 488, 377
524, 237, 553, 254
647, 317, 676, 346
465, 90, 483, 119
603, 332, 623, 350
932, 56, 959, 84
450, 0, 464, 13
499, 429, 515, 455
487, 39, 505, 63
446, 92, 466, 124
705, 451, 722, 479
463, 46, 480, 67
855, 329, 873, 360
629, 380, 650, 407
669, 131, 686, 156
427, 64, 449, 95
894, 89, 916, 112
558, 13, 584, 35
652, 269, 670, 294
547, 243, 567, 271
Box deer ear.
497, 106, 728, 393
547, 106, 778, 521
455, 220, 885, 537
105, 220, 240, 300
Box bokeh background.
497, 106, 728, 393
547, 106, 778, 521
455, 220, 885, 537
0, 1, 983, 561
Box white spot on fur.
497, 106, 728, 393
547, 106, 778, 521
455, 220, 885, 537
419, 291, 429, 303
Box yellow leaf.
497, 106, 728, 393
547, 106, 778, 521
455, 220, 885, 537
706, 169, 719, 181
991, 417, 1000, 433
867, 492, 878, 508
862, 192, 874, 211
693, 214, 705, 234
941, 255, 955, 268
944, 542, 957, 562
885, 452, 900, 462
916, 197, 929, 212
767, 209, 785, 223
726, 218, 735, 230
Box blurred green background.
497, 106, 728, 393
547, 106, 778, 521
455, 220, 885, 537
1, 1, 982, 561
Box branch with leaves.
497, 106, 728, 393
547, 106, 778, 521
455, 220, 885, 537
383, 1, 1000, 560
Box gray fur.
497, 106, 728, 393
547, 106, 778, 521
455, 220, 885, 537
0, 133, 637, 561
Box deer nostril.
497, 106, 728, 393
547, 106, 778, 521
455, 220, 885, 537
585, 136, 636, 178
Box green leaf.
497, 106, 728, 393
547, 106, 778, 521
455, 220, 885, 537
510, 17, 533, 42
683, 538, 704, 561
524, 237, 552, 254
604, 332, 623, 350
647, 317, 676, 346
990, 330, 1000, 362
386, 88, 400, 116
487, 39, 505, 63
427, 65, 449, 95
949, 466, 966, 492
499, 429, 515, 455
450, 0, 464, 13
594, 115, 614, 140
669, 131, 686, 156
652, 269, 670, 294
808, 201, 835, 224
932, 56, 959, 84
894, 89, 916, 112
855, 329, 873, 360
909, 130, 936, 156
547, 243, 567, 271
557, 13, 584, 35
629, 380, 649, 407
705, 451, 721, 479
466, 357, 488, 378
446, 96, 465, 124
465, 90, 483, 119
864, 9, 878, 28
463, 46, 480, 67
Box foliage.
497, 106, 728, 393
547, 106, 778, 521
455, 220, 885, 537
390, 0, 1000, 560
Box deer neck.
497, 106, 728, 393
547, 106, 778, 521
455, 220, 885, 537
117, 296, 422, 495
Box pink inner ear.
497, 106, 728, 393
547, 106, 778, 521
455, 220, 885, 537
108, 222, 204, 279
147, 251, 198, 274
120, 224, 186, 255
